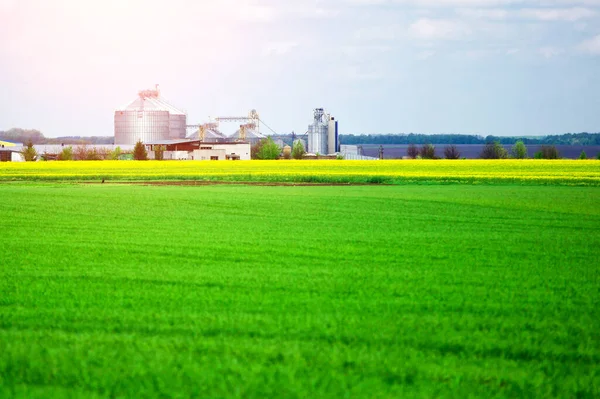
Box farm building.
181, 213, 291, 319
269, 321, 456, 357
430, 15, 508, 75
0, 140, 23, 162
145, 139, 251, 160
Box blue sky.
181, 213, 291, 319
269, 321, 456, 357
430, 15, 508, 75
1, 0, 599, 137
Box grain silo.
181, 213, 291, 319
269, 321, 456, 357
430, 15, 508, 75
307, 108, 329, 155
114, 85, 187, 145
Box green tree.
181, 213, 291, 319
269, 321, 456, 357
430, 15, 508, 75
58, 146, 73, 161
540, 145, 560, 159
256, 137, 281, 160
154, 145, 165, 161
579, 150, 587, 160
480, 142, 508, 159
444, 145, 460, 159
597, 153, 600, 160
110, 146, 121, 160
292, 140, 306, 160
511, 140, 527, 159
20, 140, 37, 162
420, 144, 436, 159
406, 144, 418, 159
133, 140, 148, 161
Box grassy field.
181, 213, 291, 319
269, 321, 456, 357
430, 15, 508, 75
1, 183, 599, 398
1, 159, 599, 185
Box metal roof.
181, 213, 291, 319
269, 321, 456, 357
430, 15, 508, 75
144, 139, 196, 146
117, 86, 186, 115
117, 96, 186, 115
229, 128, 266, 140
186, 129, 227, 141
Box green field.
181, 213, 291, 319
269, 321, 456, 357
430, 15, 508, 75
1, 184, 599, 398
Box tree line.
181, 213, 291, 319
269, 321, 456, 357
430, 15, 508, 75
0, 128, 113, 145
402, 142, 596, 160
340, 133, 600, 146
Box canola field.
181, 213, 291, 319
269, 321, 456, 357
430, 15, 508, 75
1, 159, 599, 185
1, 183, 599, 398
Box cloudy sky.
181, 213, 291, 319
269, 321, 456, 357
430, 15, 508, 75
1, 0, 599, 137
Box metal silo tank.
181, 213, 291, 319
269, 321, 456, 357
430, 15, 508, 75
114, 110, 170, 145
308, 123, 328, 154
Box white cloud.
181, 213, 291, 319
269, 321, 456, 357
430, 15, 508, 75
409, 18, 470, 40
519, 7, 596, 21
456, 8, 509, 19
416, 50, 436, 59
538, 46, 563, 57
577, 34, 600, 54
262, 41, 299, 56
355, 25, 403, 40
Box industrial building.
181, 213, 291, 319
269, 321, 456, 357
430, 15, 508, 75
145, 139, 251, 161
307, 108, 338, 155
114, 85, 187, 145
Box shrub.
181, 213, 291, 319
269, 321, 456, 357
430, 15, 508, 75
540, 145, 560, 159
256, 137, 281, 160
155, 145, 165, 161
579, 151, 587, 160
251, 140, 264, 160
292, 140, 306, 160
110, 146, 121, 161
420, 144, 436, 159
86, 148, 102, 161
444, 145, 460, 159
480, 142, 508, 159
133, 140, 148, 161
20, 140, 37, 162
58, 146, 73, 161
406, 144, 418, 159
511, 140, 527, 159
74, 145, 89, 161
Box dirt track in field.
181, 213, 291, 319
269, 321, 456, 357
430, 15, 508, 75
85, 181, 379, 187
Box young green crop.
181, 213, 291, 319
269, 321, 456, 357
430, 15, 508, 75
1, 184, 599, 398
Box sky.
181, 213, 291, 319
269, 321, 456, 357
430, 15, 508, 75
1, 0, 599, 138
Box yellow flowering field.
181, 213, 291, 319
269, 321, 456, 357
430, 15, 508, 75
1, 160, 599, 185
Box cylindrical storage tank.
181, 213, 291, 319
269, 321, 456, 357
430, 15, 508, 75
114, 110, 170, 145
115, 86, 187, 145
308, 124, 328, 154
328, 118, 338, 154
169, 114, 187, 140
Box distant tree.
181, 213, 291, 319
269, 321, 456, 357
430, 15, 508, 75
154, 145, 165, 161
597, 153, 600, 160
420, 144, 436, 159
579, 150, 587, 160
444, 145, 461, 159
58, 146, 73, 161
20, 140, 37, 162
511, 140, 527, 159
292, 140, 306, 160
110, 146, 121, 160
480, 142, 508, 159
540, 145, 560, 159
256, 137, 281, 160
74, 145, 89, 161
85, 147, 102, 160
250, 140, 265, 160
133, 140, 148, 161
406, 144, 419, 159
